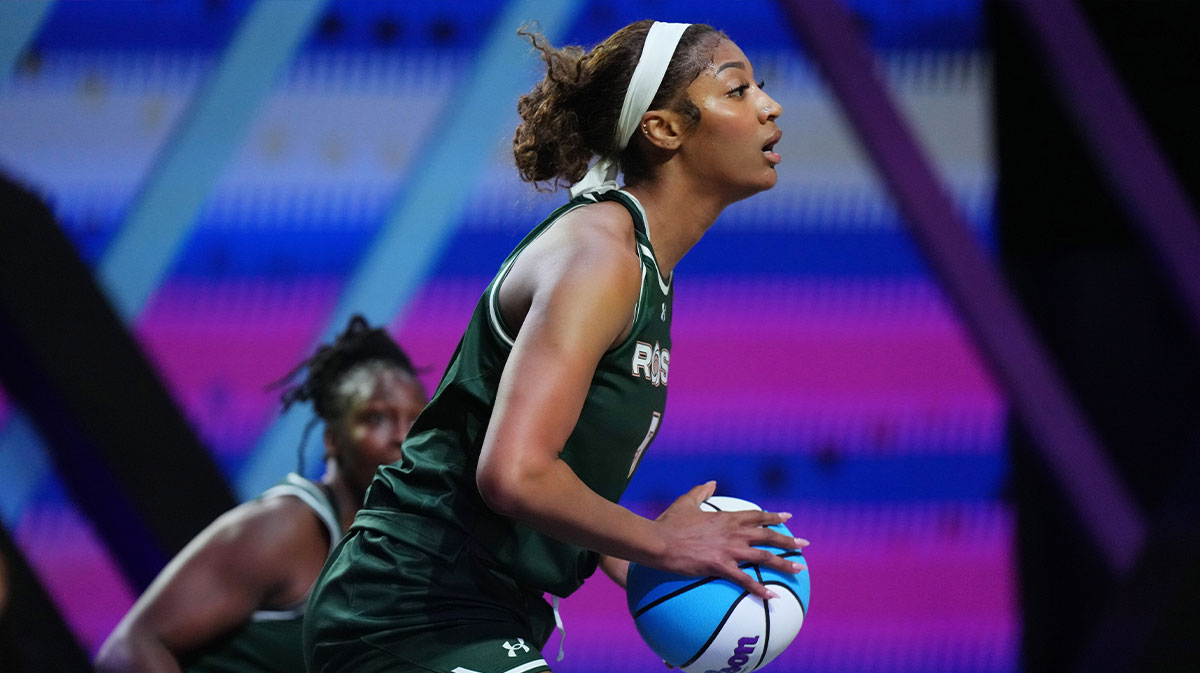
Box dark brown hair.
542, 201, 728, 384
512, 20, 726, 191
270, 314, 419, 474
274, 314, 416, 423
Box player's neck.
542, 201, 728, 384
321, 467, 364, 531
624, 179, 724, 276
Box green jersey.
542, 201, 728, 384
183, 474, 341, 673
356, 189, 673, 597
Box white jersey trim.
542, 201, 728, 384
251, 606, 306, 622
503, 660, 550, 673
632, 262, 648, 325
249, 474, 340, 622
618, 189, 671, 295
638, 242, 670, 296
488, 255, 519, 349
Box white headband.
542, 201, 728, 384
569, 21, 692, 198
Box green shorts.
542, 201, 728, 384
304, 526, 557, 673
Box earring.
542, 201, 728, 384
641, 122, 649, 135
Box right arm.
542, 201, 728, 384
476, 205, 802, 599
94, 498, 326, 673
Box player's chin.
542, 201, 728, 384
749, 167, 780, 194
762, 166, 779, 189
726, 168, 779, 202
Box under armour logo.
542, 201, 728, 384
502, 638, 530, 657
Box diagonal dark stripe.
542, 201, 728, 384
775, 0, 1144, 573
0, 174, 236, 590
1009, 0, 1200, 342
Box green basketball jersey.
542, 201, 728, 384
356, 189, 672, 598
183, 474, 341, 673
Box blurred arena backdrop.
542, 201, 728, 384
1, 1, 1198, 672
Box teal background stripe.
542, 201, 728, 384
236, 0, 585, 499
97, 0, 329, 323
0, 413, 53, 525
0, 0, 56, 528
0, 0, 55, 94
1, 0, 328, 526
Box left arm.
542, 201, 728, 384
599, 554, 630, 589
95, 498, 326, 673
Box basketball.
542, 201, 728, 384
625, 496, 810, 672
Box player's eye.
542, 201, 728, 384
728, 83, 751, 97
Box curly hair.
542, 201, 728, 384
512, 20, 726, 191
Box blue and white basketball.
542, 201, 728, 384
626, 496, 810, 672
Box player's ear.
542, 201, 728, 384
639, 111, 686, 151
323, 428, 338, 461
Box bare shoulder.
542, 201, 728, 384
500, 199, 643, 340
537, 200, 641, 283
561, 198, 635, 233
557, 199, 637, 250
198, 495, 326, 566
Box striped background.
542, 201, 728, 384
0, 1, 1013, 671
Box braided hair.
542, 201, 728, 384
272, 315, 418, 473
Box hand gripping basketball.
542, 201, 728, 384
651, 481, 807, 600
629, 488, 812, 672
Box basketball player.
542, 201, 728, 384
304, 20, 808, 673
95, 316, 427, 673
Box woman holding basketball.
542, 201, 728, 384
304, 20, 806, 673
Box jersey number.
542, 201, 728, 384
627, 412, 661, 478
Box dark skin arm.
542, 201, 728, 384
94, 497, 328, 673
477, 203, 804, 600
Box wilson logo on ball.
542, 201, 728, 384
706, 636, 761, 673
